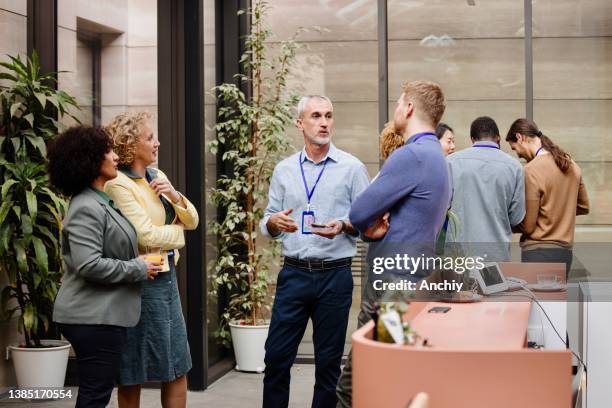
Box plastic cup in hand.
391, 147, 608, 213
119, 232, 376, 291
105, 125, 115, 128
144, 247, 163, 265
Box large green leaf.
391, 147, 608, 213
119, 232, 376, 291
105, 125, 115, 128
1, 179, 18, 200
0, 200, 11, 226
31, 237, 48, 275
33, 224, 59, 255
34, 93, 46, 109
26, 135, 47, 156
20, 214, 32, 238
23, 113, 34, 128
13, 241, 28, 273
9, 102, 22, 118
25, 190, 37, 220
0, 223, 14, 254
22, 304, 36, 332
10, 137, 20, 153
0, 72, 17, 82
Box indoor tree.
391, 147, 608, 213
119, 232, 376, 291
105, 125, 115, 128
208, 0, 303, 346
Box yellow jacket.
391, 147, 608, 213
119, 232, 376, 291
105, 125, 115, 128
105, 167, 199, 271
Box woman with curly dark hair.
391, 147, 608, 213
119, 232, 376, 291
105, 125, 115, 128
49, 126, 162, 408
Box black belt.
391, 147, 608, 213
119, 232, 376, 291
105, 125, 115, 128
283, 257, 352, 272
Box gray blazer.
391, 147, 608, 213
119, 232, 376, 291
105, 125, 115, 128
53, 188, 148, 327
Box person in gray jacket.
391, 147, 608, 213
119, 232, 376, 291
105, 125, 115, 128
48, 126, 161, 408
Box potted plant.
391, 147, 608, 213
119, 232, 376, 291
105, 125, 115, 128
208, 0, 302, 372
0, 52, 79, 388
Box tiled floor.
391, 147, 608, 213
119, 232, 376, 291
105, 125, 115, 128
0, 364, 316, 408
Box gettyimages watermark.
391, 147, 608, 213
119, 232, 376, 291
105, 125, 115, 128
356, 242, 612, 303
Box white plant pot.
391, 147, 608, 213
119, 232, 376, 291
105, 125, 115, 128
9, 339, 71, 389
229, 322, 269, 373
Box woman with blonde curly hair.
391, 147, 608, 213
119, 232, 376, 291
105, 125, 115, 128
379, 121, 405, 161
105, 111, 199, 408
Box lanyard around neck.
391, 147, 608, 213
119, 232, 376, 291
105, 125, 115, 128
473, 143, 500, 150
299, 152, 328, 210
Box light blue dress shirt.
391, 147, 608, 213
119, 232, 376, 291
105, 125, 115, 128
260, 143, 370, 260
446, 140, 526, 260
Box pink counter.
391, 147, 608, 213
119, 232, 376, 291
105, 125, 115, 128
352, 300, 572, 408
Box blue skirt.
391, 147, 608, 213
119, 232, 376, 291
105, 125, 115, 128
119, 262, 192, 385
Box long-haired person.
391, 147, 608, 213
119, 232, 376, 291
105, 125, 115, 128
506, 118, 589, 276
105, 112, 199, 408
49, 126, 161, 408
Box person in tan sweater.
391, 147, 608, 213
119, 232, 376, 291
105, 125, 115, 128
505, 118, 589, 276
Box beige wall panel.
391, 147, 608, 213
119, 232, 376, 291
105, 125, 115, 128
127, 46, 157, 106
57, 0, 76, 30
534, 0, 612, 37
285, 41, 378, 102
575, 226, 612, 243
204, 45, 215, 105
204, 104, 217, 165
534, 100, 612, 162
575, 162, 612, 225
365, 163, 379, 179
0, 10, 26, 69
533, 38, 612, 100
102, 32, 127, 48
74, 38, 93, 117
101, 105, 127, 126
266, 0, 377, 42
127, 0, 156, 47
388, 0, 523, 40
0, 0, 26, 15
330, 102, 379, 164
101, 45, 127, 106
76, 0, 127, 33
389, 38, 525, 101
204, 0, 215, 45
57, 27, 78, 112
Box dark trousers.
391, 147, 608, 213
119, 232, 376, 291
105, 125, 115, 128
263, 264, 353, 408
335, 280, 378, 408
522, 246, 573, 279
60, 324, 126, 408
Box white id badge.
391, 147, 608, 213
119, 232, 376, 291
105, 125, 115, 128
301, 210, 315, 234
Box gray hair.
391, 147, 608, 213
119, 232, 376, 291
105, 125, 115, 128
297, 95, 333, 118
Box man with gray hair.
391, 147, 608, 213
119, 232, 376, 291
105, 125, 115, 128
260, 95, 369, 407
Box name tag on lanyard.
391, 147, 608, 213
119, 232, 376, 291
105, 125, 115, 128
299, 152, 328, 234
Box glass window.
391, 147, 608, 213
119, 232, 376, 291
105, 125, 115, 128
388, 0, 525, 154
533, 0, 612, 240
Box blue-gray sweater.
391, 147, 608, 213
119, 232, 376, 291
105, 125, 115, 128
350, 133, 451, 245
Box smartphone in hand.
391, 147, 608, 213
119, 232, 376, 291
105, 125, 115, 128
311, 223, 331, 229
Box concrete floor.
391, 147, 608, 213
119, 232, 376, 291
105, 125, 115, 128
0, 365, 316, 408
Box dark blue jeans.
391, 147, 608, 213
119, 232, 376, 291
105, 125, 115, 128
263, 263, 353, 408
